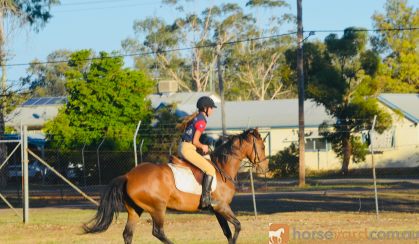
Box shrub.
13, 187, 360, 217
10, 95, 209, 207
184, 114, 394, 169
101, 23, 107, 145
269, 143, 299, 177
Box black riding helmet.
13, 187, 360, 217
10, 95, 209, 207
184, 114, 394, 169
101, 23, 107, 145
196, 96, 217, 111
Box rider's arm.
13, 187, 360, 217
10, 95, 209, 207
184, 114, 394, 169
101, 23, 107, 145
193, 130, 207, 152
192, 118, 209, 153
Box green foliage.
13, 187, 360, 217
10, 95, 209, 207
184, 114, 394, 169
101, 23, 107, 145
45, 50, 155, 150
351, 136, 369, 164
142, 104, 182, 163
23, 50, 72, 96
268, 143, 299, 177
13, 0, 60, 31
246, 0, 288, 8
372, 0, 419, 91
5, 126, 16, 134
286, 27, 393, 174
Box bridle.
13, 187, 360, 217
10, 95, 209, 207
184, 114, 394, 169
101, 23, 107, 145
250, 136, 268, 165
210, 132, 268, 184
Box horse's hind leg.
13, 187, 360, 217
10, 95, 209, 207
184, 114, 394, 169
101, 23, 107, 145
123, 201, 143, 244
150, 207, 173, 244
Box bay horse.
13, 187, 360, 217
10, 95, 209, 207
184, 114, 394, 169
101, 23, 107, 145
83, 128, 268, 244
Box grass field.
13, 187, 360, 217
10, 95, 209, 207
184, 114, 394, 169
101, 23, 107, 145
0, 208, 418, 243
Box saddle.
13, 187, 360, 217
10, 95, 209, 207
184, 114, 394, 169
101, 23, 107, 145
169, 155, 206, 184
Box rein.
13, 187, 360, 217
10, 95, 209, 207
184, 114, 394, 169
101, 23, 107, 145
209, 133, 267, 185
210, 159, 237, 185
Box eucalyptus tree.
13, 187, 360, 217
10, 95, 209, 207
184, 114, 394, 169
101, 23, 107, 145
123, 0, 295, 99
371, 0, 419, 92
22, 49, 72, 96
224, 0, 295, 100
286, 28, 392, 174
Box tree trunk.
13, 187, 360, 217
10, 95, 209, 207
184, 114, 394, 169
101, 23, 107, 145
341, 135, 352, 175
0, 60, 6, 189
0, 9, 8, 187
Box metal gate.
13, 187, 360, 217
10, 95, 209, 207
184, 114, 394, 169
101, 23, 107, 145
0, 126, 98, 223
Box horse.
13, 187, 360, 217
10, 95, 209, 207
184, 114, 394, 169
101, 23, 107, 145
83, 128, 268, 244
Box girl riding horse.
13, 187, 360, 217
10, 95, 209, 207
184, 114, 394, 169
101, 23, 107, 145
84, 127, 267, 244
177, 96, 217, 209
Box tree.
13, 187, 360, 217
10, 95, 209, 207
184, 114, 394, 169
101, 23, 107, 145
286, 28, 392, 175
142, 103, 182, 163
371, 0, 419, 92
122, 0, 295, 100
22, 50, 72, 96
0, 0, 59, 184
45, 50, 155, 150
223, 1, 295, 100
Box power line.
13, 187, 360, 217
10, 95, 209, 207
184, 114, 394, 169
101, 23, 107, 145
3, 27, 418, 68
58, 0, 151, 7
54, 1, 159, 13
308, 27, 419, 33
4, 31, 298, 67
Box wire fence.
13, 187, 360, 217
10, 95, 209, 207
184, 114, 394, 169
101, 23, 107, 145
0, 125, 417, 215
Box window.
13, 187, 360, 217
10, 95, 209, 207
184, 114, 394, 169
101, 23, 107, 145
305, 138, 330, 151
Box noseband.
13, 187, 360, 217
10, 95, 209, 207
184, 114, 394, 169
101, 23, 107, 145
251, 136, 267, 165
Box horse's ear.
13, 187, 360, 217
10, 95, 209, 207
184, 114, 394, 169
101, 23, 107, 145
252, 127, 261, 139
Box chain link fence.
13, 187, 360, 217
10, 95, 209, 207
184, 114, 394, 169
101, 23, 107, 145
1, 126, 417, 215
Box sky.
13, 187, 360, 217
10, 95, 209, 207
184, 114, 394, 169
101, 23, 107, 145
4, 0, 417, 84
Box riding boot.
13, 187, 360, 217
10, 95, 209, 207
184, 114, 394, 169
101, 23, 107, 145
199, 174, 214, 209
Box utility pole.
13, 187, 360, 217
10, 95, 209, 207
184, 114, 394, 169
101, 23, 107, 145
297, 0, 305, 187
217, 45, 227, 137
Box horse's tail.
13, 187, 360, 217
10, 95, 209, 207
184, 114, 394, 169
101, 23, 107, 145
83, 175, 127, 233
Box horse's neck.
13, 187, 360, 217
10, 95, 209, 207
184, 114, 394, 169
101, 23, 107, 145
217, 149, 245, 180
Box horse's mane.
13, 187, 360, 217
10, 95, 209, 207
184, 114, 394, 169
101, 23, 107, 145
210, 129, 260, 165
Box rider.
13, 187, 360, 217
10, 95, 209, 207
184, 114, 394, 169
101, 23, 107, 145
177, 96, 217, 209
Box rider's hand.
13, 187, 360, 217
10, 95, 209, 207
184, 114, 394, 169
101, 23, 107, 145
201, 145, 209, 154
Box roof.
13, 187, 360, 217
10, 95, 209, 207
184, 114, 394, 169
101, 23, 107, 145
148, 92, 220, 116
378, 93, 419, 124
206, 99, 335, 130
22, 97, 67, 106
5, 97, 66, 129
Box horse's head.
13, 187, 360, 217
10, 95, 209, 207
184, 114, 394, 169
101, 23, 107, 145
241, 128, 268, 172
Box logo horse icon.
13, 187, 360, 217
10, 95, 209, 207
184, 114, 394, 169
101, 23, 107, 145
269, 223, 289, 244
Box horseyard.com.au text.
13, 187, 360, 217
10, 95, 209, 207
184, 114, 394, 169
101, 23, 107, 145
268, 223, 418, 243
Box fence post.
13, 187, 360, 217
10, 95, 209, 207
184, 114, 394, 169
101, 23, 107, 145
140, 139, 144, 163
249, 163, 258, 218
81, 142, 87, 186
97, 138, 105, 185
370, 115, 379, 219
22, 125, 29, 224
133, 120, 142, 167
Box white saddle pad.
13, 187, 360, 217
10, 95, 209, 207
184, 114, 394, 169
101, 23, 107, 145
167, 163, 216, 195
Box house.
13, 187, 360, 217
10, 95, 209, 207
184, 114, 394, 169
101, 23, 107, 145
204, 99, 338, 170
5, 97, 67, 155
154, 93, 418, 170
6, 93, 419, 170
148, 92, 220, 117
5, 96, 67, 133
366, 93, 419, 168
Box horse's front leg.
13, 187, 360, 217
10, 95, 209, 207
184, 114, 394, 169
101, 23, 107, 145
213, 203, 241, 244
214, 211, 232, 242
